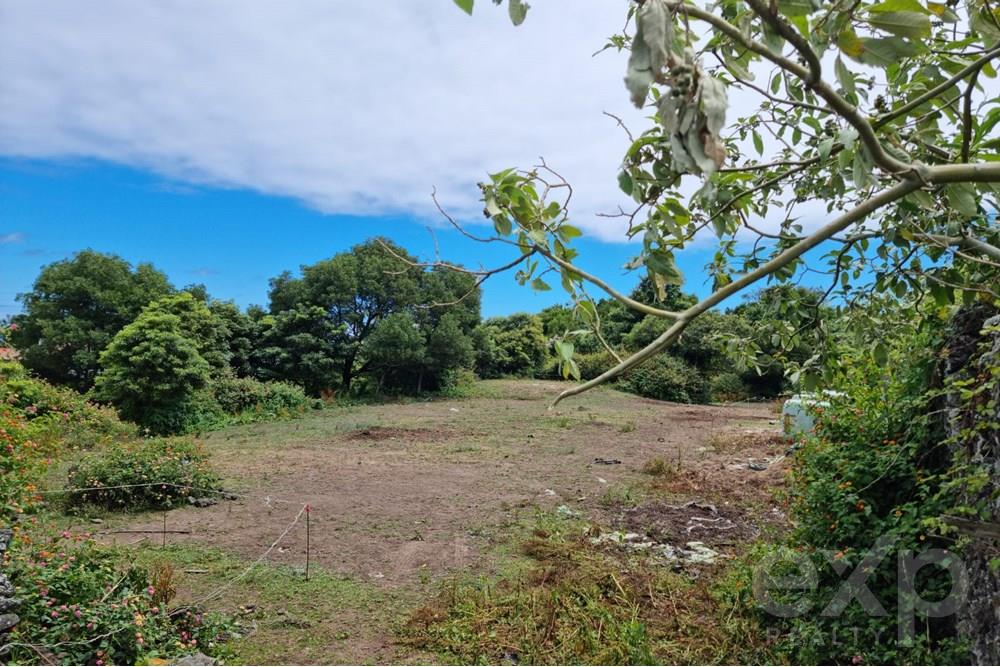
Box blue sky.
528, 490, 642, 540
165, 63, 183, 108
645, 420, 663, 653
0, 2, 829, 321
0, 157, 725, 319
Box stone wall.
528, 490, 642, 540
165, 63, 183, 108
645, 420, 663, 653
940, 306, 1000, 665
0, 527, 18, 658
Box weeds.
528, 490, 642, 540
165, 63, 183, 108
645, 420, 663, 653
641, 457, 674, 477
599, 483, 641, 508
404, 517, 774, 665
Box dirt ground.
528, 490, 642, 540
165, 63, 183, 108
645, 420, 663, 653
98, 380, 789, 663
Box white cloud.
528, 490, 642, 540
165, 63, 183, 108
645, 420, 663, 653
0, 232, 25, 244
0, 0, 656, 241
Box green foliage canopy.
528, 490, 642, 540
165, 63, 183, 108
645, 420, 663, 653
10, 250, 173, 389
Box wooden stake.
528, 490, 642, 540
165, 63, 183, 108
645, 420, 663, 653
305, 504, 311, 581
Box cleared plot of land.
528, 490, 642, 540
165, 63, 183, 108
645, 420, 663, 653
93, 380, 786, 664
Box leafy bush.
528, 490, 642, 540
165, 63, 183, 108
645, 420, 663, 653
66, 437, 221, 510
540, 350, 616, 381
5, 531, 233, 665
619, 355, 709, 403
575, 350, 617, 380
709, 372, 749, 402
142, 292, 232, 373
438, 368, 479, 398
1, 361, 135, 450
729, 317, 971, 664
94, 311, 213, 435
211, 375, 313, 416
473, 314, 548, 378
1, 407, 46, 522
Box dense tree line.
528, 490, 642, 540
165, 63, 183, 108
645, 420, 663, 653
7, 241, 821, 432
7, 240, 486, 431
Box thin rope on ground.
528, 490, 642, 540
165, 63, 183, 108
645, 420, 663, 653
187, 503, 308, 606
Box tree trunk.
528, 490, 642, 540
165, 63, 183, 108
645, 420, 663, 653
341, 352, 355, 391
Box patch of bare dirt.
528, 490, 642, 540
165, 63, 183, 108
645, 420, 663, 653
618, 500, 759, 547
111, 382, 786, 587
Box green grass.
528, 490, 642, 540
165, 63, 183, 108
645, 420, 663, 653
126, 543, 418, 665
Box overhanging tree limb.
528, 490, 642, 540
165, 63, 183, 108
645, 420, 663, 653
553, 160, 1000, 404
533, 244, 684, 321
553, 179, 922, 405
873, 43, 1000, 129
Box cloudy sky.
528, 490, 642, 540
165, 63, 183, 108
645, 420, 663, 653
0, 0, 766, 316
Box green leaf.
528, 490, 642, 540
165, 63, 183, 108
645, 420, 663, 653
852, 150, 873, 188
508, 0, 529, 25
873, 342, 889, 366
527, 229, 548, 246
837, 29, 864, 59
531, 277, 551, 292
645, 249, 683, 285
856, 37, 923, 67
834, 56, 856, 97
929, 281, 952, 306
453, 0, 474, 15
618, 170, 634, 196
946, 184, 979, 217
868, 0, 930, 14
818, 137, 835, 159
485, 196, 502, 217
926, 1, 958, 21
752, 130, 764, 156
866, 11, 931, 39
778, 0, 819, 17
558, 224, 583, 241
493, 215, 512, 237
625, 21, 654, 107
839, 127, 859, 150
905, 189, 937, 211
712, 214, 730, 238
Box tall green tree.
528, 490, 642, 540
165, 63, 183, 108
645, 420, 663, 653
93, 311, 211, 434
363, 312, 427, 392
268, 239, 433, 390
254, 305, 348, 396
11, 251, 173, 389
143, 292, 231, 374
208, 300, 261, 378
473, 313, 548, 378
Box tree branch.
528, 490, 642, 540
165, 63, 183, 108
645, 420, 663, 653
961, 65, 984, 162
552, 159, 1000, 404
743, 0, 822, 84
552, 178, 922, 405
532, 244, 683, 320
668, 0, 909, 175
918, 233, 1000, 263
874, 42, 1000, 129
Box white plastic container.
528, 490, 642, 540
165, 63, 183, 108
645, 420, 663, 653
782, 391, 844, 436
